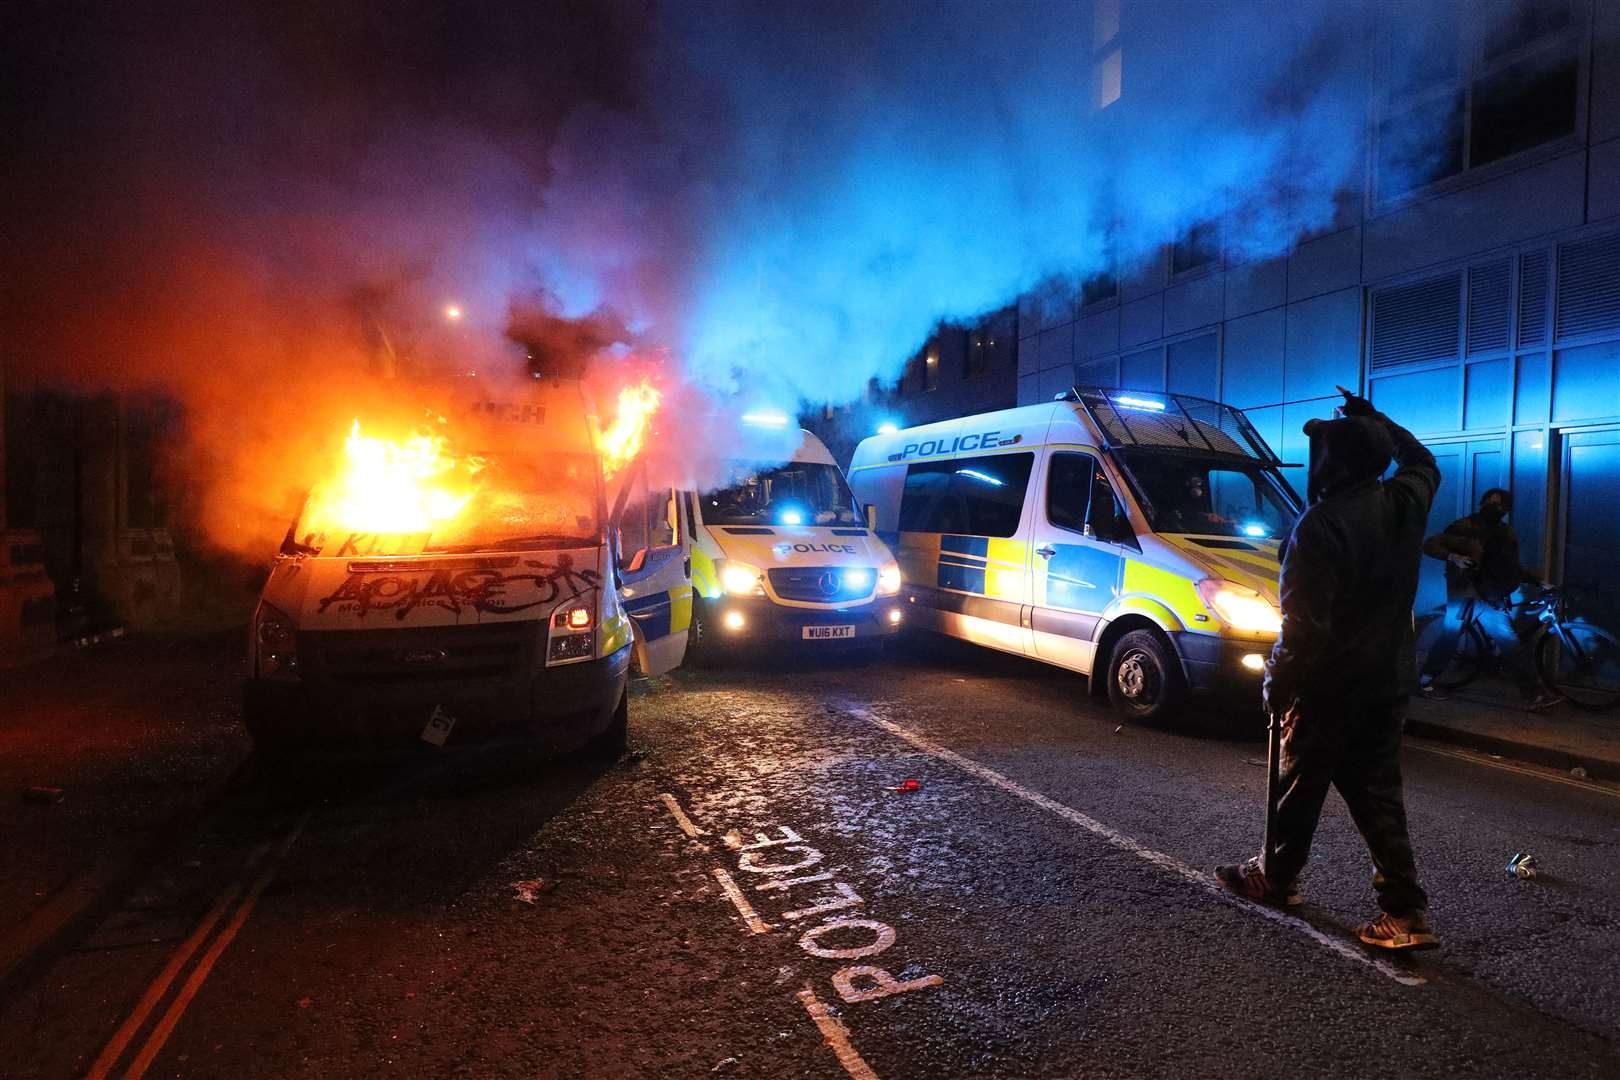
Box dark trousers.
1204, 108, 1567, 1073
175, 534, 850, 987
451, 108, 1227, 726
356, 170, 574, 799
1263, 696, 1428, 915
1420, 590, 1538, 695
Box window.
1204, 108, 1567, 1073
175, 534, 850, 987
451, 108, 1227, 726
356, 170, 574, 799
1093, 0, 1121, 109
963, 308, 1013, 379
1081, 268, 1118, 307
1117, 451, 1296, 539
616, 478, 676, 563
923, 343, 940, 392
899, 453, 1035, 537
1375, 0, 1580, 200
1171, 221, 1220, 276
700, 461, 862, 527
1046, 452, 1130, 542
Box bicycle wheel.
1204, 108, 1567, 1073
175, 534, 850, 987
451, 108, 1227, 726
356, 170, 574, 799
1428, 621, 1490, 690
1537, 622, 1620, 711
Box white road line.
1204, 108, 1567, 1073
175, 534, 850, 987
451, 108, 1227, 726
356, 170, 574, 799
848, 707, 1425, 988
1410, 741, 1620, 799
659, 792, 712, 841
797, 984, 882, 1080
117, 810, 310, 1080
711, 868, 773, 934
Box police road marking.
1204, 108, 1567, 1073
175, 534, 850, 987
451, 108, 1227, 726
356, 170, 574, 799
796, 984, 882, 1080
847, 707, 1426, 988
658, 792, 712, 841
712, 868, 774, 934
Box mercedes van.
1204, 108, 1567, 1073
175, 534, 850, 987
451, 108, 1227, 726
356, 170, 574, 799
685, 426, 905, 658
849, 387, 1301, 719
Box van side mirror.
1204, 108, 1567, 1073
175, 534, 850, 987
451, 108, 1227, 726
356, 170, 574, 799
864, 503, 878, 531
620, 547, 648, 574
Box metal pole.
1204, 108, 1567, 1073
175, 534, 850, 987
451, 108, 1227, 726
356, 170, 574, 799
1263, 706, 1283, 873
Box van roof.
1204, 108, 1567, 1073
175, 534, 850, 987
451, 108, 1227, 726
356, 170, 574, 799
850, 386, 1283, 471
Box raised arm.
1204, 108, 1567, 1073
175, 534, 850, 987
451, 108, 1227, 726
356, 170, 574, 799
1335, 385, 1438, 517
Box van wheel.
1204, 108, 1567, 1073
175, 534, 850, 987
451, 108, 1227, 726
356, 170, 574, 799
685, 598, 715, 668
586, 691, 629, 760
1106, 629, 1186, 721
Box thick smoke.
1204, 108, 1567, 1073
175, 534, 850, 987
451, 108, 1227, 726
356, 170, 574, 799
2, 0, 1471, 555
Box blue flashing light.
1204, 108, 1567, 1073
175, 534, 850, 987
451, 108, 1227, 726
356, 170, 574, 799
779, 507, 805, 525
1243, 522, 1268, 537
843, 569, 873, 591
742, 411, 790, 428
955, 468, 1004, 486
876, 421, 899, 435
1114, 395, 1166, 412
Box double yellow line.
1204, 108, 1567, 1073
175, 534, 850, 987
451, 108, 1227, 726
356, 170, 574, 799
84, 810, 309, 1080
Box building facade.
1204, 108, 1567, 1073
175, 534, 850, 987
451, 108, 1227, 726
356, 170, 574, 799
1009, 1, 1619, 623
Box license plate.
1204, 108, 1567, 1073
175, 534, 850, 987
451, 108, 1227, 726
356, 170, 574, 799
803, 625, 856, 640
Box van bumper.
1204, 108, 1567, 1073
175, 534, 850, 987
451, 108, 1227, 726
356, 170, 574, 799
243, 643, 630, 747
1171, 632, 1270, 702
704, 595, 906, 643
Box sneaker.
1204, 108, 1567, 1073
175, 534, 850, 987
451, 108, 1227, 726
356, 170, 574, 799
1357, 911, 1438, 950
1214, 857, 1303, 907
1522, 690, 1561, 711
1417, 678, 1448, 701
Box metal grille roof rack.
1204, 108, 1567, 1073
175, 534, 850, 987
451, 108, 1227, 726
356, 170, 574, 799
1056, 386, 1286, 467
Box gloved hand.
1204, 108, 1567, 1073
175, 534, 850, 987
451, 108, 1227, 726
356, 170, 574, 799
1261, 667, 1295, 717
1334, 384, 1375, 417
1447, 553, 1475, 570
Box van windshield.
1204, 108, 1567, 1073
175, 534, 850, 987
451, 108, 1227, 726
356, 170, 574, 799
290, 451, 602, 557
1117, 451, 1298, 540
700, 461, 863, 527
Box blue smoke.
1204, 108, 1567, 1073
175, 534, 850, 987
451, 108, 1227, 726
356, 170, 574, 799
530, 0, 1458, 417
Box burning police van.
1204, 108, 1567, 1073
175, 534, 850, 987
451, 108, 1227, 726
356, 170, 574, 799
244, 379, 689, 754
684, 424, 905, 658
849, 387, 1302, 720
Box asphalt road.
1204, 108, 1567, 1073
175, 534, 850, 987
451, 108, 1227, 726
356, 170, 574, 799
2, 635, 1618, 1079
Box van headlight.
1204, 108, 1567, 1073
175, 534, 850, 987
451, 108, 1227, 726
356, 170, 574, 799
252, 600, 300, 679
719, 561, 766, 596
876, 561, 902, 596
1196, 579, 1282, 633
548, 600, 597, 664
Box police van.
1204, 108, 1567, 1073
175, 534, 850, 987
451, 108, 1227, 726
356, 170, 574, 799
245, 379, 691, 755
848, 387, 1301, 719
683, 425, 905, 659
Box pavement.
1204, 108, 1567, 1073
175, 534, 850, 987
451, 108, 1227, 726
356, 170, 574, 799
0, 632, 1616, 1078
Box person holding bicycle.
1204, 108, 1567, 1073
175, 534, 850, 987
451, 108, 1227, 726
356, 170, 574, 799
1417, 488, 1558, 709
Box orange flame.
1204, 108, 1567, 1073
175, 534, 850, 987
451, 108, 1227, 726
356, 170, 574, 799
600, 379, 661, 478
302, 419, 484, 536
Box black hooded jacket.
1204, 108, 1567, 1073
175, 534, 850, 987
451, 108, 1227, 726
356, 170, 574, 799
1265, 406, 1439, 707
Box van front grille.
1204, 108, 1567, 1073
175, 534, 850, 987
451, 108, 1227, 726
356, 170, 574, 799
768, 567, 874, 604
301, 622, 534, 683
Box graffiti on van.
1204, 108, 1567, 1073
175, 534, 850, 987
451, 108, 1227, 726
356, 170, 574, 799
317, 554, 600, 620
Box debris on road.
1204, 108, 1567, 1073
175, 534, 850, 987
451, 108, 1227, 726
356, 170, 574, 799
1114, 724, 1124, 735
512, 878, 556, 903
894, 778, 921, 792
1507, 853, 1538, 879
22, 786, 65, 805
1570, 766, 1588, 780
711, 1056, 740, 1073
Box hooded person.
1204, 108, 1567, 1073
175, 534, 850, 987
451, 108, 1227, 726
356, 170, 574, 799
1216, 385, 1443, 950
1417, 488, 1554, 707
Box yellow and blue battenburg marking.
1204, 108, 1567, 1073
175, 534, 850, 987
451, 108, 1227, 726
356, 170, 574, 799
621, 584, 694, 641
930, 535, 1030, 600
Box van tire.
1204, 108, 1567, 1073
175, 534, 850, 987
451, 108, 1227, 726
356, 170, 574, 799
685, 598, 716, 668
1106, 629, 1186, 722
586, 691, 629, 760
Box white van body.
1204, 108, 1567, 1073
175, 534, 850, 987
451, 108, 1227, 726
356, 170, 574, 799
245, 380, 689, 752
685, 428, 905, 653
848, 387, 1302, 717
